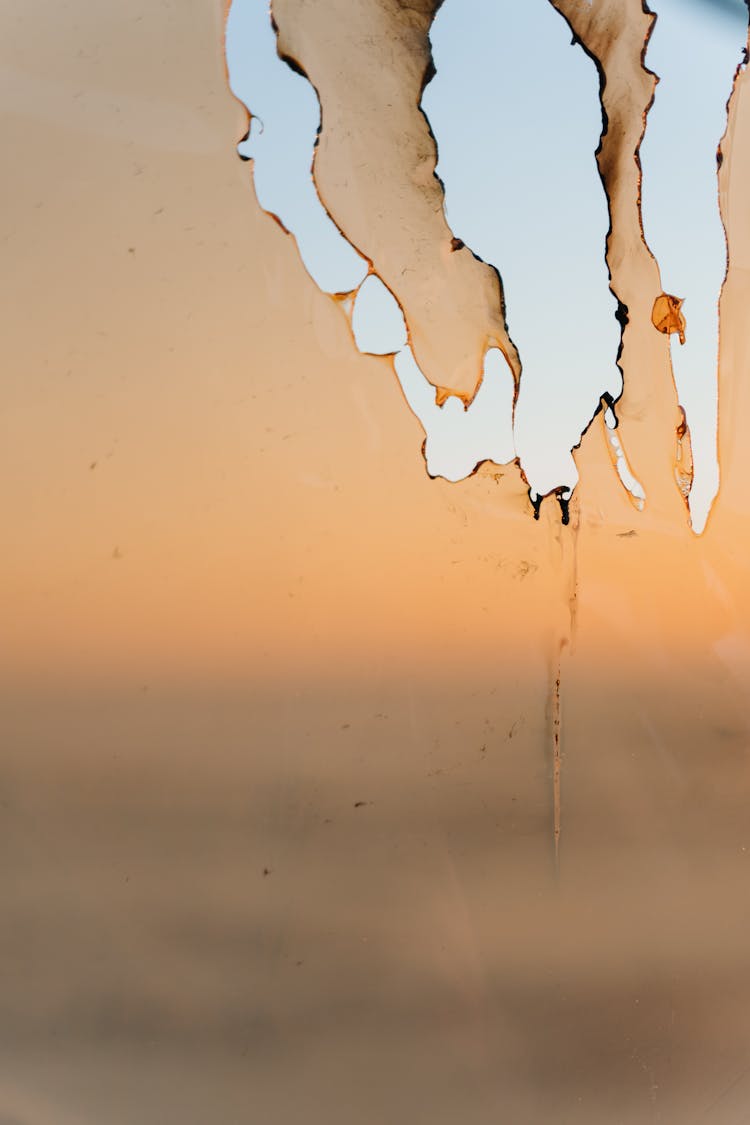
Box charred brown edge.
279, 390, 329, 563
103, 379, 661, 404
551, 4, 643, 437
267, 3, 375, 294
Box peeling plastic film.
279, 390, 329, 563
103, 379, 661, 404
3, 0, 750, 1122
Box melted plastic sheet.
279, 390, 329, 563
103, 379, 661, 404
3, 1, 750, 1123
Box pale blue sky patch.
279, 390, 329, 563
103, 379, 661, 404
225, 0, 368, 295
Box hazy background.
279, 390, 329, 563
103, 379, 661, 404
4, 1, 750, 1122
